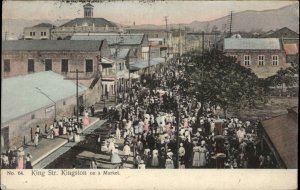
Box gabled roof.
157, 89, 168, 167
2, 40, 104, 51
1, 71, 87, 123
260, 109, 298, 169
60, 18, 117, 28
263, 27, 299, 38
283, 44, 299, 55
110, 48, 130, 59
32, 23, 56, 28
71, 33, 145, 46
83, 3, 94, 8
224, 38, 281, 50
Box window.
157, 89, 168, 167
85, 59, 93, 72
45, 59, 52, 71
258, 55, 265, 66
244, 55, 251, 66
61, 59, 68, 72
119, 63, 122, 70
28, 59, 34, 72
30, 32, 32, 36
63, 101, 66, 106
41, 32, 43, 36
272, 55, 279, 66
4, 59, 10, 72
31, 114, 35, 120
32, 32, 35, 36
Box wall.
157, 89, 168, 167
225, 50, 288, 78
1, 95, 77, 149
24, 27, 51, 40
1, 50, 100, 79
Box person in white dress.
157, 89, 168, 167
107, 139, 115, 154
138, 160, 146, 169
123, 142, 131, 162
151, 148, 159, 168
116, 127, 121, 140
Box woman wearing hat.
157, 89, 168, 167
165, 151, 174, 169
199, 140, 208, 167
192, 143, 201, 168
16, 147, 24, 169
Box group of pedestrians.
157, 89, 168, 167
97, 57, 277, 169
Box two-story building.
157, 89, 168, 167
223, 38, 289, 78
23, 23, 56, 40
2, 40, 111, 106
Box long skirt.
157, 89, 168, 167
199, 152, 207, 167
151, 156, 159, 167
17, 157, 24, 169
192, 152, 201, 167
83, 116, 90, 126
111, 153, 122, 164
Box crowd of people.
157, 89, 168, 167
98, 57, 277, 169
1, 110, 92, 169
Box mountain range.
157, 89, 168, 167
2, 3, 299, 39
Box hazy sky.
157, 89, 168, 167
3, 1, 297, 25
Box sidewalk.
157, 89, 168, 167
24, 116, 100, 167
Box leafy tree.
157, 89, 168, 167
182, 50, 266, 116
265, 67, 297, 92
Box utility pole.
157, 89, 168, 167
229, 11, 233, 37
164, 16, 169, 58
5, 31, 8, 41
69, 69, 84, 123
179, 24, 182, 56
148, 45, 151, 74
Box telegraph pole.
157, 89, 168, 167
179, 24, 182, 56
69, 69, 84, 123
164, 16, 169, 57
148, 45, 151, 74
229, 11, 233, 37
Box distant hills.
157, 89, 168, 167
2, 3, 299, 39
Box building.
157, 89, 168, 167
51, 3, 120, 40
2, 40, 111, 106
223, 38, 289, 78
23, 23, 56, 40
1, 71, 87, 149
259, 107, 298, 169
70, 33, 148, 60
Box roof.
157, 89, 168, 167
224, 38, 281, 50
130, 57, 165, 71
83, 3, 94, 8
71, 33, 145, 46
1, 71, 87, 123
110, 48, 130, 59
60, 18, 117, 28
2, 40, 104, 51
263, 27, 299, 38
260, 109, 298, 169
283, 44, 299, 55
32, 23, 56, 28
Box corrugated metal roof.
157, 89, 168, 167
224, 38, 281, 50
2, 40, 104, 51
71, 33, 144, 46
261, 110, 298, 169
1, 71, 87, 123
60, 18, 117, 28
110, 48, 130, 59
129, 57, 165, 70
283, 44, 298, 55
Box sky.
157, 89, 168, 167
2, 1, 297, 25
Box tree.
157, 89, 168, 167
183, 50, 266, 116
265, 67, 297, 95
